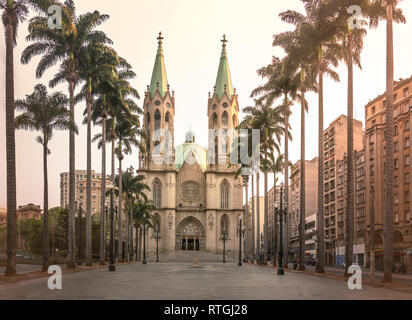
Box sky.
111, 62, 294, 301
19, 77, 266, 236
1, 0, 412, 209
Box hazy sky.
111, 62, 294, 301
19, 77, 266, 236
1, 0, 412, 209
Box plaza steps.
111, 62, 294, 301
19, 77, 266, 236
146, 250, 236, 263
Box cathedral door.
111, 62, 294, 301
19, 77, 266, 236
182, 223, 201, 251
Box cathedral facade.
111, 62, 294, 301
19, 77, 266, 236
138, 33, 247, 255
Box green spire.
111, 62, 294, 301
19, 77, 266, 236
150, 32, 168, 98
215, 35, 234, 100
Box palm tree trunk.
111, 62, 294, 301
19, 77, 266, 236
256, 172, 261, 261
4, 21, 17, 277
316, 68, 325, 274
111, 128, 116, 259
42, 138, 49, 272
67, 80, 76, 269
264, 152, 268, 265
125, 202, 129, 262
273, 173, 277, 266
251, 174, 255, 262
299, 89, 306, 272
284, 104, 289, 268
345, 33, 355, 277
85, 91, 93, 266
383, 2, 394, 283
135, 226, 138, 261
118, 153, 123, 262
244, 178, 249, 262
99, 115, 107, 265
138, 227, 143, 261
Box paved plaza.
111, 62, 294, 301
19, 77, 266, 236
1, 256, 412, 300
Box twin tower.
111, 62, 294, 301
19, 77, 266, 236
140, 33, 240, 170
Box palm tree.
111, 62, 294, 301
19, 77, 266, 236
15, 84, 77, 272
21, 0, 110, 268
1, 0, 52, 277
251, 57, 299, 267
114, 115, 144, 262
132, 200, 155, 263
261, 152, 285, 265
114, 167, 149, 262
278, 1, 340, 272
239, 102, 284, 264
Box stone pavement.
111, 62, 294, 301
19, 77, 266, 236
146, 251, 236, 263
1, 261, 412, 300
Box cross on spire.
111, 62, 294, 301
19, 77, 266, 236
221, 34, 228, 48
157, 32, 164, 46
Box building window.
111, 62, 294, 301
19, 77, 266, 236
404, 87, 409, 97
211, 113, 218, 129
338, 200, 344, 210
395, 176, 399, 187
153, 179, 162, 209
394, 212, 399, 223
220, 214, 229, 237
220, 180, 229, 209
394, 141, 399, 152
357, 180, 365, 191
222, 112, 229, 127
394, 159, 399, 169
357, 194, 365, 204
357, 208, 365, 218
394, 125, 399, 135
371, 106, 376, 114
405, 120, 410, 130
406, 191, 410, 203
405, 173, 410, 184
154, 110, 161, 130
394, 193, 399, 204
405, 137, 410, 148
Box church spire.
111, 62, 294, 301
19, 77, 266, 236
150, 32, 168, 98
215, 35, 234, 100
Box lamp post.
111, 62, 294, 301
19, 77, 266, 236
277, 183, 285, 276
156, 225, 159, 263
222, 225, 227, 263
77, 202, 83, 266
108, 189, 116, 271
237, 216, 243, 266
143, 223, 147, 265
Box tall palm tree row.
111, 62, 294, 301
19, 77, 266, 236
1, 0, 54, 276
21, 0, 112, 269
15, 84, 77, 272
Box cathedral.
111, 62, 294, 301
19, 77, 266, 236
138, 33, 247, 256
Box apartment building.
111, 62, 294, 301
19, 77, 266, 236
334, 150, 367, 267
268, 185, 280, 258
17, 203, 42, 221
365, 76, 412, 271
60, 170, 113, 215
289, 158, 318, 260
323, 115, 365, 265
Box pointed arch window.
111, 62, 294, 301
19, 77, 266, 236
222, 111, 228, 127
146, 113, 151, 151
212, 113, 218, 129
153, 213, 161, 238
220, 214, 229, 238
153, 179, 162, 209
155, 110, 161, 130
220, 180, 229, 209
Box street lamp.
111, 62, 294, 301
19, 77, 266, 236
156, 224, 159, 263
222, 224, 228, 263
77, 202, 84, 266
108, 189, 116, 271
143, 223, 147, 265
276, 183, 286, 276
237, 216, 244, 266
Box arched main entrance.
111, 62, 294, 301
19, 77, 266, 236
176, 217, 206, 251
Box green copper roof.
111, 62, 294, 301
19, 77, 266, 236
150, 32, 168, 98
175, 142, 207, 171
215, 35, 234, 100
